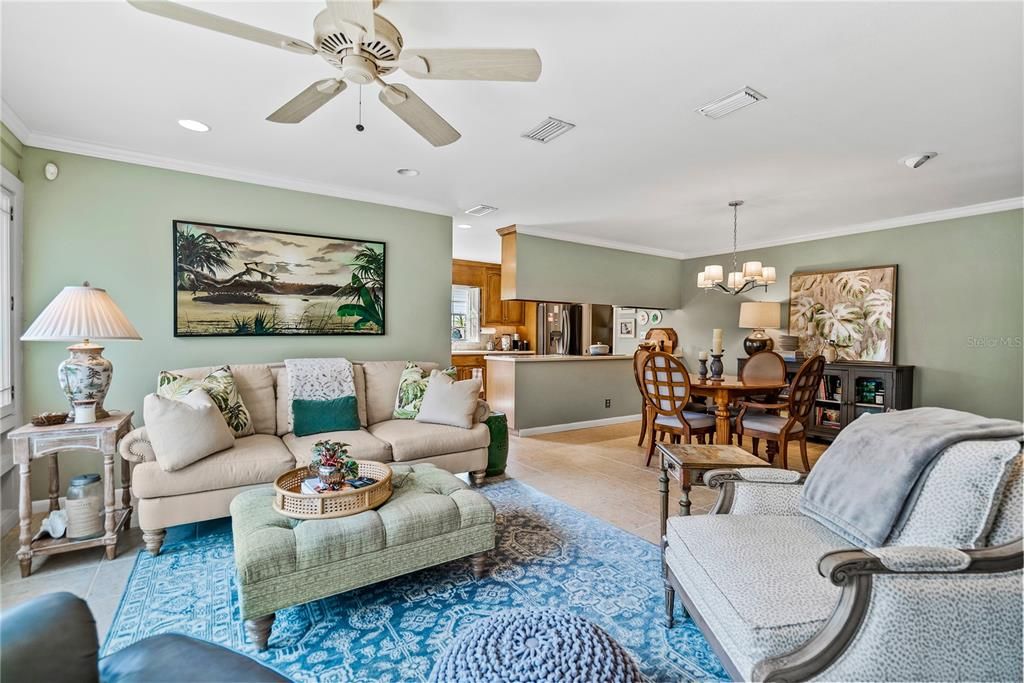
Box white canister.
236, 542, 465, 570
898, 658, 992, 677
65, 473, 103, 539
74, 400, 97, 424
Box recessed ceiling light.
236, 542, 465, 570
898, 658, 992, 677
177, 119, 210, 132
901, 153, 938, 169
457, 224, 472, 229
396, 168, 420, 176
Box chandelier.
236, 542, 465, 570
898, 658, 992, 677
697, 200, 776, 295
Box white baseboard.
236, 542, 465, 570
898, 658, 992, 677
516, 414, 642, 437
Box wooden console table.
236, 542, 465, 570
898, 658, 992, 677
8, 411, 134, 577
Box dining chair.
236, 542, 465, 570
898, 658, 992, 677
734, 355, 826, 471
641, 351, 716, 466
633, 347, 653, 447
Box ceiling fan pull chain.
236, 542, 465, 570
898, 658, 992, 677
356, 85, 365, 132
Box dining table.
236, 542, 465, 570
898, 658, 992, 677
688, 374, 789, 445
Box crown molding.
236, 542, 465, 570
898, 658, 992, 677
515, 226, 689, 260
678, 197, 1024, 260
0, 99, 31, 144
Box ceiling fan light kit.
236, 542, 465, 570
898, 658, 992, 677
128, 0, 542, 147
697, 201, 777, 295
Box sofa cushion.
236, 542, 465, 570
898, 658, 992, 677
665, 515, 846, 677
362, 361, 439, 426
143, 391, 235, 472
739, 414, 803, 434
415, 374, 482, 429
283, 429, 391, 465
889, 440, 1021, 548
274, 363, 369, 435
132, 434, 294, 498
163, 364, 275, 435
158, 366, 254, 437
368, 419, 488, 462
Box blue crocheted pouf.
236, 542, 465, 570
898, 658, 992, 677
429, 609, 644, 683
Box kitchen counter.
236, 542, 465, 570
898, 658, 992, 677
451, 350, 536, 356
485, 354, 629, 362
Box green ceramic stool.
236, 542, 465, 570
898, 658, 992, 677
484, 412, 509, 476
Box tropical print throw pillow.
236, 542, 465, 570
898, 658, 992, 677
394, 362, 457, 419
157, 365, 255, 437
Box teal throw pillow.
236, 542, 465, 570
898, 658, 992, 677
292, 396, 360, 437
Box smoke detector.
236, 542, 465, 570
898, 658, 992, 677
901, 153, 938, 169
696, 87, 766, 119
465, 205, 498, 217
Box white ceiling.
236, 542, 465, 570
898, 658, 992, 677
3, 1, 1022, 263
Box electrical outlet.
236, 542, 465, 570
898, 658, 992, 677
604, 399, 612, 408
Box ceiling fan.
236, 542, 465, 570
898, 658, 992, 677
127, 0, 542, 147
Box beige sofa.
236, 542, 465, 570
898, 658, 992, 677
119, 361, 491, 555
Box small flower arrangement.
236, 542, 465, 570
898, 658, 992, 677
308, 440, 358, 489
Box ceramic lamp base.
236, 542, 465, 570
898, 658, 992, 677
58, 343, 112, 419
743, 329, 774, 356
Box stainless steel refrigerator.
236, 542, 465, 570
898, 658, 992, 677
536, 303, 615, 355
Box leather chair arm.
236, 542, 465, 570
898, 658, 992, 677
1, 592, 99, 683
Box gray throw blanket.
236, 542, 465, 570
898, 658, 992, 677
799, 407, 1023, 547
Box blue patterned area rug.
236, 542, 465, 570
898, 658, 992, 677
102, 480, 726, 682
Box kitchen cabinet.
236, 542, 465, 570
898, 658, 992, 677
483, 267, 525, 326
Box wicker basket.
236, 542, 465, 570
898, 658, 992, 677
273, 461, 393, 520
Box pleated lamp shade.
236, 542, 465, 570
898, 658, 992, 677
22, 284, 142, 342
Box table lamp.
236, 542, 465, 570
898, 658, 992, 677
21, 283, 141, 419
738, 301, 780, 355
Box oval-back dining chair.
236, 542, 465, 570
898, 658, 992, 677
633, 347, 653, 447
640, 351, 716, 466
735, 355, 826, 471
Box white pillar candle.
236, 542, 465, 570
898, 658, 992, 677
698, 350, 708, 361
712, 329, 723, 354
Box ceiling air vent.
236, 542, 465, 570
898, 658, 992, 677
696, 87, 766, 119
521, 117, 576, 143
465, 204, 499, 217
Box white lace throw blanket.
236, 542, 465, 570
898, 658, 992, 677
284, 358, 355, 408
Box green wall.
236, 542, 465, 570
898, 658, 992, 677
514, 232, 682, 308
664, 209, 1024, 421
20, 147, 452, 498
1, 122, 24, 180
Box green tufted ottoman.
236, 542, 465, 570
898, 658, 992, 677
230, 464, 495, 650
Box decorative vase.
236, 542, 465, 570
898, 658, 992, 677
58, 343, 112, 420
317, 464, 342, 488
484, 412, 509, 476
823, 342, 839, 363
743, 330, 775, 356
709, 353, 725, 380
698, 358, 709, 380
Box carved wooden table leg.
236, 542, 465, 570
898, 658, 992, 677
679, 469, 692, 517
471, 552, 488, 579
245, 613, 276, 651
17, 459, 32, 578
103, 451, 117, 560
713, 389, 731, 445
47, 455, 60, 512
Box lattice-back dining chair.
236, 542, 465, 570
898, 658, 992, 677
735, 355, 826, 471
633, 347, 653, 447
640, 351, 716, 466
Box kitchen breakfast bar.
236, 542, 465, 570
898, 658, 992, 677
485, 355, 639, 435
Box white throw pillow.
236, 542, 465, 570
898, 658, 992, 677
144, 390, 235, 472
415, 374, 482, 429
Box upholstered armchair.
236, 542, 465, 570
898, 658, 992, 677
663, 457, 1023, 682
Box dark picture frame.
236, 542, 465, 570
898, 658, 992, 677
173, 220, 385, 337
788, 264, 897, 364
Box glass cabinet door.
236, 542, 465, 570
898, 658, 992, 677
810, 369, 846, 435
850, 370, 891, 421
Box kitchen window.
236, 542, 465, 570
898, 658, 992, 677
451, 285, 481, 342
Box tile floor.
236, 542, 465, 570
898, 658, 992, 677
0, 420, 827, 642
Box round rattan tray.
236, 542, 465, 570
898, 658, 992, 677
272, 461, 393, 520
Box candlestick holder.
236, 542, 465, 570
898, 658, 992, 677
709, 353, 725, 380
698, 358, 709, 380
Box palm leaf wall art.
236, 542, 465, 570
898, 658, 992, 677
173, 221, 385, 336
788, 265, 896, 363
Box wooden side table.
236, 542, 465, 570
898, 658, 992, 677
7, 412, 134, 577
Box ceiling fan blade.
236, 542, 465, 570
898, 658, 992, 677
128, 0, 316, 54
398, 48, 541, 81
267, 79, 347, 123
378, 83, 460, 147
325, 0, 375, 42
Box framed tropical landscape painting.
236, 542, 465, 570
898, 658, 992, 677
173, 221, 385, 336
788, 265, 896, 363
